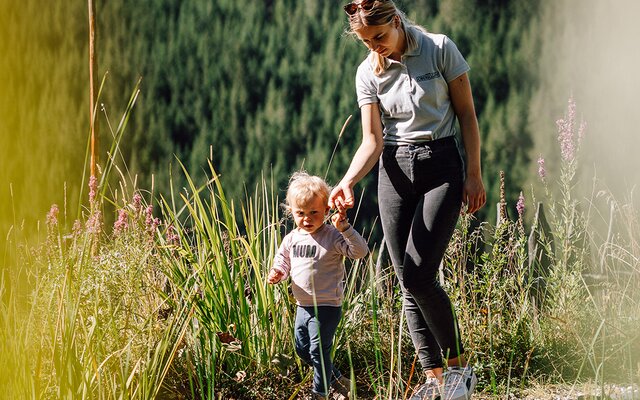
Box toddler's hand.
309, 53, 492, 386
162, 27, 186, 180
331, 210, 350, 232
267, 269, 284, 284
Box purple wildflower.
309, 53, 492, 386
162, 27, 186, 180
46, 204, 60, 244
132, 193, 143, 214
578, 120, 587, 143
537, 157, 546, 180
145, 205, 160, 237
113, 209, 128, 236
86, 210, 102, 235
145, 205, 154, 227
556, 97, 585, 163
46, 204, 59, 228
152, 218, 160, 233
166, 224, 179, 246
516, 192, 525, 219
89, 175, 98, 206
72, 219, 83, 236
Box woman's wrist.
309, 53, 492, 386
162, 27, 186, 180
466, 169, 482, 179
339, 176, 356, 188
465, 163, 482, 179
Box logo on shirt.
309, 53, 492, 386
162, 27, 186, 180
292, 244, 317, 258
415, 71, 441, 82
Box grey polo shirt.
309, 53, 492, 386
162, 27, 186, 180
355, 28, 470, 145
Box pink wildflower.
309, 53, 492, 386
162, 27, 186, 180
537, 157, 546, 180
145, 205, 160, 236
166, 224, 179, 246
132, 193, 143, 214
516, 192, 525, 219
89, 175, 98, 206
72, 219, 83, 236
86, 210, 102, 235
113, 209, 128, 236
578, 120, 587, 143
556, 97, 585, 163
46, 204, 60, 243
145, 205, 154, 227
46, 204, 59, 228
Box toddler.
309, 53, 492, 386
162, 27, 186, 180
268, 171, 369, 399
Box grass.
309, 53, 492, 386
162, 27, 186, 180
1, 96, 639, 399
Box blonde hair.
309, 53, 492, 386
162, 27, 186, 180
346, 0, 427, 76
285, 171, 331, 210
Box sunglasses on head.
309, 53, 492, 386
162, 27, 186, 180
343, 0, 376, 15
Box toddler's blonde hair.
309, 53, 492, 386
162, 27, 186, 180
285, 171, 331, 210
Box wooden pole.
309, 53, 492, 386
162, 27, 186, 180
88, 0, 98, 178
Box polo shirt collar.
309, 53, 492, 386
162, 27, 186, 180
403, 26, 423, 57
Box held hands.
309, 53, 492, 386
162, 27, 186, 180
462, 173, 486, 214
329, 182, 353, 232
267, 269, 284, 284
328, 183, 355, 213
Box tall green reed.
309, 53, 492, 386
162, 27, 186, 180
156, 161, 295, 398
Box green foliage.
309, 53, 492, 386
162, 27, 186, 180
96, 0, 360, 219
441, 177, 531, 388
0, 0, 544, 250
90, 0, 543, 237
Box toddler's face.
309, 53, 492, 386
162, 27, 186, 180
291, 195, 329, 234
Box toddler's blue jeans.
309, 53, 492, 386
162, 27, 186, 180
295, 305, 343, 396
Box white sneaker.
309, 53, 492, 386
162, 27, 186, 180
442, 366, 477, 400
410, 376, 442, 400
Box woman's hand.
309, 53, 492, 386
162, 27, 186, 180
329, 183, 355, 212
462, 173, 486, 214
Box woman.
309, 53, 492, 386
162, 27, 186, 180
329, 1, 486, 399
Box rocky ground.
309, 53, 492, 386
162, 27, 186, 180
474, 383, 639, 400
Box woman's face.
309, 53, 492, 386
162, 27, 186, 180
354, 17, 405, 61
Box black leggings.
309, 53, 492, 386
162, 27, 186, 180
378, 136, 464, 369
